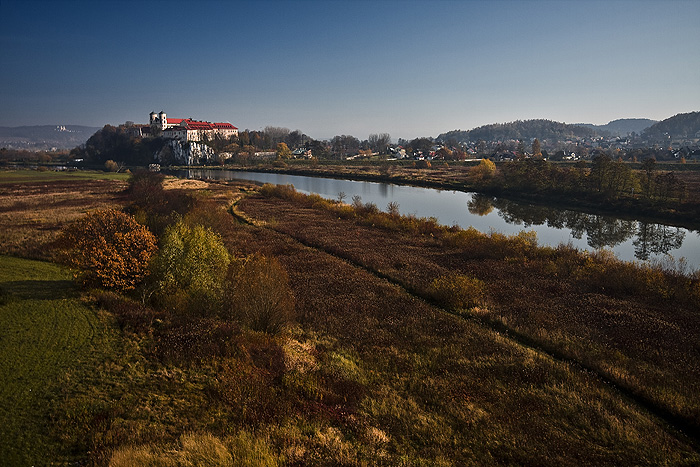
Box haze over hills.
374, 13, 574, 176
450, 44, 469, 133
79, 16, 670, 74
436, 113, 699, 145
0, 125, 101, 151
574, 119, 657, 137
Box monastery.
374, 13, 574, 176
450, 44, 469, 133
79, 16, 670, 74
129, 111, 238, 142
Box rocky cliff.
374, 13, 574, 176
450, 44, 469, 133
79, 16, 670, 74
155, 140, 216, 166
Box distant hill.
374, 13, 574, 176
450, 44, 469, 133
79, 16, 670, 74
575, 118, 656, 137
641, 111, 700, 142
0, 125, 101, 151
437, 119, 597, 144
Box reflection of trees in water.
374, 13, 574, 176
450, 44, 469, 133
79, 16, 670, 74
584, 217, 636, 250
467, 194, 494, 216
633, 223, 685, 261
488, 197, 686, 259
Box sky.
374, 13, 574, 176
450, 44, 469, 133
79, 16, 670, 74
1, 0, 699, 141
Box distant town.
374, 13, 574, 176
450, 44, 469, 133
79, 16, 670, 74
1, 111, 699, 164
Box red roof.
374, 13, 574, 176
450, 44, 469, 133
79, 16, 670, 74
184, 121, 214, 130
165, 117, 237, 131
212, 122, 237, 130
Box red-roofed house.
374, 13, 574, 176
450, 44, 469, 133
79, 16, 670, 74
149, 111, 238, 142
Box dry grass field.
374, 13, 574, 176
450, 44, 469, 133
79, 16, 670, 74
0, 171, 130, 259
1, 169, 699, 465
237, 188, 700, 443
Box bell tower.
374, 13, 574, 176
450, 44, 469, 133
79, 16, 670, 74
158, 111, 167, 130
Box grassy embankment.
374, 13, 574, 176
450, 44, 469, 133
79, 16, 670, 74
1, 168, 699, 465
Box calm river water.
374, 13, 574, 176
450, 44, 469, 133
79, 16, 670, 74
173, 169, 700, 271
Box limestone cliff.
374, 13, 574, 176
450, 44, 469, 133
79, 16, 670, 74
155, 139, 216, 166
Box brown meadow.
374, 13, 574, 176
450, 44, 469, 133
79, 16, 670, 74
1, 170, 698, 465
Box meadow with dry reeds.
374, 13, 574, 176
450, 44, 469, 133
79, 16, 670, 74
1, 169, 699, 465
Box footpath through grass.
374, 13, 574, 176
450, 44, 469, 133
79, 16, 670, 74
0, 255, 118, 465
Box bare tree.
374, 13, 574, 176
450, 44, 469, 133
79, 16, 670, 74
264, 126, 291, 145
368, 133, 391, 154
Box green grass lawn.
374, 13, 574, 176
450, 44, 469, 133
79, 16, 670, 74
0, 168, 130, 184
0, 255, 117, 465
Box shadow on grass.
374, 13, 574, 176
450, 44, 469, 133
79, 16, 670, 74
0, 280, 77, 301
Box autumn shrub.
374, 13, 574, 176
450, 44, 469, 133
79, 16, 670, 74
574, 249, 679, 300
470, 158, 497, 182
428, 273, 486, 311
387, 201, 400, 216
260, 183, 304, 203
104, 159, 119, 172
573, 250, 700, 306
94, 291, 162, 333
224, 253, 295, 334
156, 319, 238, 363
215, 357, 285, 424
152, 220, 230, 317
56, 209, 158, 291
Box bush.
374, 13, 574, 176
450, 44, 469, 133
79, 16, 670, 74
56, 209, 157, 291
225, 253, 295, 334
152, 220, 230, 317
104, 159, 119, 172
428, 273, 486, 311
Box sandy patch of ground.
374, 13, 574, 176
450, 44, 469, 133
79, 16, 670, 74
162, 178, 213, 190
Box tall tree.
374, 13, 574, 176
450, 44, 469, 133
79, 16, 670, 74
532, 139, 542, 159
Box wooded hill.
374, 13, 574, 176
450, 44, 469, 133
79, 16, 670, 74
437, 119, 599, 144
642, 111, 700, 141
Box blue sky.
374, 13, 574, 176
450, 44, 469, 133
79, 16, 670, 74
1, 0, 699, 140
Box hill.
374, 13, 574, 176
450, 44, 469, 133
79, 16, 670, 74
641, 111, 700, 142
437, 119, 598, 144
0, 125, 101, 151
575, 118, 656, 136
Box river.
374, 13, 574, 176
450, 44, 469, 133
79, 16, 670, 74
172, 169, 700, 271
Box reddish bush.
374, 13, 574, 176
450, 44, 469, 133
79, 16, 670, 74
56, 209, 157, 291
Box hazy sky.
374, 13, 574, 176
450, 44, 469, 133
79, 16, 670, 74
1, 0, 699, 140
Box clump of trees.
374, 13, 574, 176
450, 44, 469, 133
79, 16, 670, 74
494, 156, 687, 206
71, 125, 165, 166
57, 172, 296, 335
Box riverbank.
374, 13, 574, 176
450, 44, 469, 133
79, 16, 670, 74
180, 161, 700, 232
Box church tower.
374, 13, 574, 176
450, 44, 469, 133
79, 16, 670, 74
158, 111, 167, 130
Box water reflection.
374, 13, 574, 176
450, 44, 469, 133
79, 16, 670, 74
171, 169, 699, 268
472, 195, 686, 260
467, 194, 495, 216
634, 223, 685, 261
